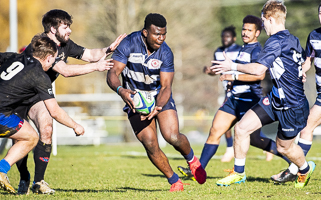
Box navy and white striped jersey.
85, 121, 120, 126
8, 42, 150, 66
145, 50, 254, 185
257, 30, 306, 109
214, 43, 242, 90
305, 28, 321, 99
232, 42, 263, 101
112, 31, 174, 97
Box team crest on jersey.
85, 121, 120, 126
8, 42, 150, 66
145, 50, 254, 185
262, 97, 270, 105
149, 59, 161, 69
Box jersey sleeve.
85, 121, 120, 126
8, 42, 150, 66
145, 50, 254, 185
250, 45, 262, 63
112, 37, 131, 64
305, 32, 314, 58
160, 49, 174, 72
257, 37, 281, 68
0, 52, 16, 66
33, 69, 55, 101
67, 40, 85, 59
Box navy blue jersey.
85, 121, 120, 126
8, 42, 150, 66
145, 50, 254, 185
232, 42, 263, 101
0, 54, 54, 113
306, 28, 321, 98
257, 30, 306, 109
23, 33, 85, 82
112, 31, 174, 97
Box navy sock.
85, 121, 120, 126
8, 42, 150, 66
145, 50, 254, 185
199, 143, 219, 169
0, 159, 11, 174
234, 158, 245, 173
183, 148, 194, 161
168, 173, 179, 184
298, 140, 312, 156
226, 137, 233, 148
34, 140, 52, 182
299, 165, 310, 174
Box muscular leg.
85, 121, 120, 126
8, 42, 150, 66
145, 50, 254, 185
129, 114, 175, 179
28, 101, 53, 183
200, 110, 236, 168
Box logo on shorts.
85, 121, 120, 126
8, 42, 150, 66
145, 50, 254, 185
262, 97, 270, 105
48, 89, 53, 95
150, 59, 161, 68
282, 128, 294, 132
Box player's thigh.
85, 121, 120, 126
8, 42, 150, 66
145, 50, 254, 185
236, 109, 262, 135
211, 110, 237, 135
129, 114, 157, 144
28, 101, 53, 131
9, 120, 38, 141
157, 109, 180, 138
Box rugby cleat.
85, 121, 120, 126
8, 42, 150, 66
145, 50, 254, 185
31, 180, 55, 194
17, 179, 30, 195
188, 157, 207, 184
177, 166, 196, 181
294, 161, 316, 188
169, 179, 184, 192
216, 169, 246, 186
0, 172, 15, 194
271, 169, 297, 183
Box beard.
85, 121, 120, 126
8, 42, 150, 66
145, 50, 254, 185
55, 31, 69, 44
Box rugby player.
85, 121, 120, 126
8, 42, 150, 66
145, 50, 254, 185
271, 2, 321, 184
177, 15, 290, 180
203, 26, 242, 163
107, 13, 206, 192
212, 0, 315, 188
0, 35, 84, 194
14, 9, 126, 194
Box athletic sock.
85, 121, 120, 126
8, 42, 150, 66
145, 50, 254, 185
298, 138, 312, 156
226, 136, 233, 148
288, 163, 299, 175
183, 148, 194, 162
33, 140, 52, 183
16, 155, 30, 181
168, 173, 179, 184
299, 161, 310, 174
199, 143, 219, 169
0, 159, 11, 174
234, 158, 245, 173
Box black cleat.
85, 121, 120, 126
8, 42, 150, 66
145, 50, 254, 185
177, 166, 196, 181
271, 169, 297, 183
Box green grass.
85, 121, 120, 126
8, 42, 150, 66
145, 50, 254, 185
1, 141, 321, 199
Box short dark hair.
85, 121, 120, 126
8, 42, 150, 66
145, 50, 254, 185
42, 9, 73, 33
144, 13, 167, 29
222, 26, 236, 38
31, 34, 57, 59
243, 15, 262, 31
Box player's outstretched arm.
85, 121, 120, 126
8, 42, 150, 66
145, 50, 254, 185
220, 72, 265, 82
52, 56, 114, 77
81, 33, 127, 62
44, 98, 85, 136
107, 60, 136, 111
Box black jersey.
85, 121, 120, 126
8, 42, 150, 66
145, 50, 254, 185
23, 34, 85, 82
0, 52, 17, 66
0, 54, 54, 113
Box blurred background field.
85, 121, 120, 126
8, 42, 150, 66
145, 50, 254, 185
1, 141, 321, 199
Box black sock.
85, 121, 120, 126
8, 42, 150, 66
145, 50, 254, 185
16, 155, 30, 181
33, 140, 52, 183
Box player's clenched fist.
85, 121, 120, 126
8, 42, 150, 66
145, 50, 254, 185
74, 123, 85, 136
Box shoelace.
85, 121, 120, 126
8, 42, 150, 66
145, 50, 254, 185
296, 173, 306, 183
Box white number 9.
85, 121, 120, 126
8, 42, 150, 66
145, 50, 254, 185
1, 61, 24, 80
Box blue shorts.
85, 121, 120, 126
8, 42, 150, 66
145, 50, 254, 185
126, 96, 177, 118
253, 95, 309, 139
219, 95, 260, 120
0, 113, 24, 137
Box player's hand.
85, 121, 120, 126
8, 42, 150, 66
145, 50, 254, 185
220, 74, 233, 81
74, 124, 85, 136
109, 33, 127, 52
210, 52, 233, 74
140, 106, 162, 121
119, 88, 137, 113
95, 55, 114, 71
302, 71, 307, 82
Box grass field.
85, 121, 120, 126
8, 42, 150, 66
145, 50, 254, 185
1, 140, 321, 199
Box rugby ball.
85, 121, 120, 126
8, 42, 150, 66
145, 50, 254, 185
133, 91, 155, 115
